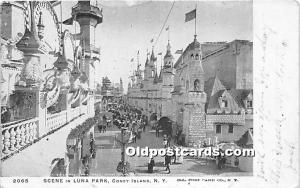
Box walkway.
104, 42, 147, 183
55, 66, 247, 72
89, 111, 251, 176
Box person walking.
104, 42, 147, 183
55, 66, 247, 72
172, 146, 177, 164
103, 124, 107, 133
167, 135, 172, 147
148, 157, 155, 173
165, 153, 171, 174
163, 135, 168, 148
142, 121, 146, 132
102, 116, 107, 133
133, 131, 137, 143
155, 124, 160, 137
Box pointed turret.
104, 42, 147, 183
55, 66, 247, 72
158, 68, 163, 83
153, 72, 159, 84
145, 53, 149, 67
163, 40, 174, 69
150, 47, 157, 62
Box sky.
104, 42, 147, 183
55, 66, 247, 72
57, 0, 253, 93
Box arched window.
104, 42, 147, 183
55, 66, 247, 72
194, 79, 200, 91
191, 53, 194, 58
195, 54, 199, 60
151, 70, 154, 77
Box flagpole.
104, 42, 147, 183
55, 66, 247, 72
195, 4, 197, 37
168, 26, 170, 41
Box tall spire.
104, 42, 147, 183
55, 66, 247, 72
150, 46, 157, 62
164, 39, 173, 60
167, 40, 171, 53
145, 52, 149, 66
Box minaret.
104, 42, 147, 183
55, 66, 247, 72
68, 0, 103, 117
70, 1, 103, 91
160, 39, 175, 119
147, 47, 157, 83
142, 53, 150, 88
187, 35, 204, 92
162, 40, 174, 86
163, 40, 173, 69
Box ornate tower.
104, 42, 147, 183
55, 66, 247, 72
143, 48, 157, 87
71, 1, 103, 91
161, 40, 175, 118
187, 35, 204, 92
162, 40, 174, 86
70, 0, 103, 117
184, 35, 207, 145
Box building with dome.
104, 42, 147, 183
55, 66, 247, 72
127, 35, 253, 146
171, 35, 253, 146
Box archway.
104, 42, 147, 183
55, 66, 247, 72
158, 116, 172, 136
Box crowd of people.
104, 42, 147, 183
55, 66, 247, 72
97, 99, 148, 142
111, 104, 148, 143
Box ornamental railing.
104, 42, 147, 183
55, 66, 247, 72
81, 105, 88, 115
1, 105, 88, 161
46, 111, 67, 133
2, 118, 39, 159
70, 107, 80, 120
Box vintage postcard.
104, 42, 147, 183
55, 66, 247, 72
0, 0, 299, 187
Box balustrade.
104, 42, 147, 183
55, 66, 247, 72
46, 111, 67, 132
81, 105, 88, 115
2, 106, 89, 160
70, 107, 80, 119
2, 118, 38, 159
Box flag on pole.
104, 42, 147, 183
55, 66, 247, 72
185, 9, 196, 22
158, 52, 162, 55
175, 49, 183, 54
165, 26, 169, 31
150, 38, 154, 43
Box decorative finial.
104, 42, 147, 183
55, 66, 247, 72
194, 34, 197, 41
37, 12, 45, 40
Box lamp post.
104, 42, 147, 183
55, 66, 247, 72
115, 127, 131, 175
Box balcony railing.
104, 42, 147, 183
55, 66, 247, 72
81, 105, 88, 115
46, 111, 68, 132
70, 107, 80, 120
2, 118, 39, 159
1, 105, 88, 161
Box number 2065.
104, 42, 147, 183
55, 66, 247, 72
13, 179, 28, 183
